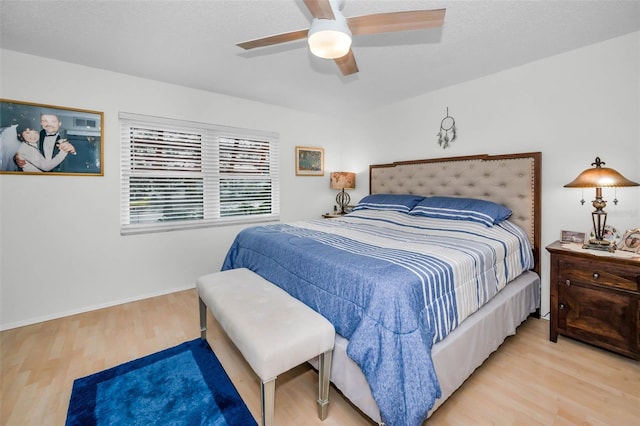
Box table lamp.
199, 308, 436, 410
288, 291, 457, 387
564, 157, 639, 251
330, 171, 356, 215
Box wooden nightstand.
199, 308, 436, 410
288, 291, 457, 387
546, 241, 640, 359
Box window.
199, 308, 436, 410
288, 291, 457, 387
120, 112, 279, 235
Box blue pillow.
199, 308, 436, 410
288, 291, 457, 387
353, 194, 425, 214
409, 196, 512, 227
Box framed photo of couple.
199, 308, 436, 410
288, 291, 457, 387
0, 99, 104, 176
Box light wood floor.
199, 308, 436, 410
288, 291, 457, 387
1, 288, 639, 426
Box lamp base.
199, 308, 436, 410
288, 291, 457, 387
582, 239, 616, 252
336, 190, 351, 215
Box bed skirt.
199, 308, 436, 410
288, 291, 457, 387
310, 270, 540, 424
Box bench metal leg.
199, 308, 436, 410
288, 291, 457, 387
198, 297, 207, 340
317, 349, 333, 420
260, 377, 276, 426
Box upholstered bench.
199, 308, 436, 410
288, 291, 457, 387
197, 268, 335, 426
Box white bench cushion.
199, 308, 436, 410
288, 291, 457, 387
197, 268, 335, 381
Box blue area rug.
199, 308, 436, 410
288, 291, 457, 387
66, 339, 256, 426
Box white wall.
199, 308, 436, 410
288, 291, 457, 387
357, 31, 640, 316
2, 31, 639, 329
0, 49, 361, 329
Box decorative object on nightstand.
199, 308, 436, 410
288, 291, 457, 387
560, 230, 586, 244
618, 228, 640, 253
564, 157, 639, 252
330, 171, 355, 215
322, 213, 342, 219
546, 241, 640, 359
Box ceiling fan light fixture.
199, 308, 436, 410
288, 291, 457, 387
237, 0, 446, 75
308, 16, 352, 59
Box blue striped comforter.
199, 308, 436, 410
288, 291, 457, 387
222, 210, 534, 426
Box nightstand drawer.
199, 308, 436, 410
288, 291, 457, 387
558, 258, 640, 293
557, 282, 635, 354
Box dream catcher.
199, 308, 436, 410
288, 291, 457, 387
437, 107, 456, 149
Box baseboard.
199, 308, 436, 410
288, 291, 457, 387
0, 284, 195, 331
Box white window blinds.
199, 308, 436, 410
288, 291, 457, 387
120, 112, 279, 235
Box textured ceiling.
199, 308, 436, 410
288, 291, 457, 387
1, 0, 639, 118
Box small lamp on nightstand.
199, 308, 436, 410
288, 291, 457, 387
564, 156, 639, 251
330, 171, 356, 215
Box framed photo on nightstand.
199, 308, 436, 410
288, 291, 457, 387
618, 228, 640, 253
561, 230, 586, 244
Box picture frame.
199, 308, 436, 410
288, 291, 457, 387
0, 99, 104, 176
561, 230, 586, 244
617, 228, 640, 253
295, 146, 324, 176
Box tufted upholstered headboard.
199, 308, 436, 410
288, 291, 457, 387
370, 152, 541, 275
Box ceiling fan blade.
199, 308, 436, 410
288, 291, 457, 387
334, 49, 358, 76
348, 9, 446, 36
303, 0, 335, 20
237, 29, 309, 50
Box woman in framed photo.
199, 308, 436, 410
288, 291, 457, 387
16, 126, 76, 172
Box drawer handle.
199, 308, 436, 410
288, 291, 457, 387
565, 279, 571, 287
593, 272, 600, 280
559, 303, 566, 310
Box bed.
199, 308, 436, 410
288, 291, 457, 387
222, 152, 542, 425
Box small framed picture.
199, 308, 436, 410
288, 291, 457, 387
617, 228, 640, 253
295, 146, 324, 176
561, 230, 586, 244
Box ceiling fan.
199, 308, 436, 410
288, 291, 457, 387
237, 0, 446, 76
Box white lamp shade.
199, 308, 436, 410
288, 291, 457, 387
308, 16, 352, 59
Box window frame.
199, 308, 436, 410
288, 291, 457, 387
120, 112, 279, 235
